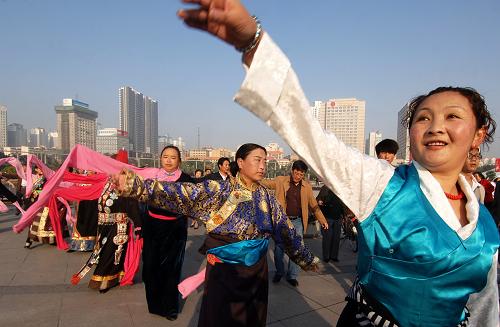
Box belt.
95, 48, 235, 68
288, 215, 301, 220
148, 210, 178, 221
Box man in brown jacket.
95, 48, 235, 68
261, 160, 328, 287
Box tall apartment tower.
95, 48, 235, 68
29, 127, 48, 147
145, 96, 159, 154
366, 131, 383, 157
397, 103, 411, 163
55, 99, 98, 152
7, 123, 27, 147
48, 131, 59, 149
0, 105, 7, 148
312, 98, 366, 153
119, 86, 158, 154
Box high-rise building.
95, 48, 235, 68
55, 99, 98, 152
29, 127, 48, 148
48, 131, 59, 149
145, 96, 159, 154
0, 105, 7, 148
119, 86, 159, 154
7, 123, 27, 147
397, 103, 411, 163
311, 101, 326, 129
96, 128, 129, 155
312, 98, 366, 153
366, 131, 383, 157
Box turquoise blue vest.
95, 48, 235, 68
357, 164, 499, 326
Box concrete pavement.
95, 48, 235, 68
0, 207, 357, 327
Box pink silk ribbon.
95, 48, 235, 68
178, 268, 207, 299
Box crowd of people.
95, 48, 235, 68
1, 0, 499, 326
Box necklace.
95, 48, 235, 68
444, 190, 464, 200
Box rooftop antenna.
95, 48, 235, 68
197, 127, 200, 149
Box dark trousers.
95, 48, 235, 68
321, 218, 341, 260
142, 215, 187, 317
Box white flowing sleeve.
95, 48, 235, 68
466, 251, 499, 327
234, 34, 394, 220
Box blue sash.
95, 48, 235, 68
207, 238, 269, 266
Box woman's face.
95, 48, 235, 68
237, 148, 267, 184
409, 91, 485, 175
160, 148, 180, 173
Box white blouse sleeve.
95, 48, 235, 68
234, 33, 394, 220
466, 251, 499, 327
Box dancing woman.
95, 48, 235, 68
116, 143, 320, 327
177, 1, 498, 326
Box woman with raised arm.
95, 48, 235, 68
177, 1, 499, 326
116, 143, 319, 327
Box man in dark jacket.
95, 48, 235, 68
317, 185, 345, 262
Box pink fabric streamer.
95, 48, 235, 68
120, 227, 143, 286
12, 201, 25, 215
14, 144, 168, 238
0, 157, 26, 180
0, 157, 26, 210
0, 201, 8, 213
57, 197, 76, 225
178, 268, 207, 299
47, 172, 109, 249
25, 154, 55, 197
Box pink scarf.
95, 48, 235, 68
155, 168, 182, 182
0, 157, 26, 180
14, 145, 166, 235
25, 154, 55, 197
0, 157, 26, 212
178, 268, 207, 299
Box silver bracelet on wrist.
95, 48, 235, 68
235, 15, 262, 54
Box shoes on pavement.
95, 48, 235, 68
272, 274, 282, 283
166, 314, 178, 321
286, 279, 299, 287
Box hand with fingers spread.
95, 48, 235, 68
177, 0, 262, 63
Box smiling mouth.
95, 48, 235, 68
425, 141, 448, 147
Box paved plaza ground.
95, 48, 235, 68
0, 207, 358, 327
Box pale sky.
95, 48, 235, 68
1, 0, 499, 156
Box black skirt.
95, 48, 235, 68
198, 234, 268, 327
142, 213, 188, 317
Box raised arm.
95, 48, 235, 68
117, 170, 229, 221
178, 0, 394, 220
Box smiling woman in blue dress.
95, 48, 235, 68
176, 1, 498, 326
